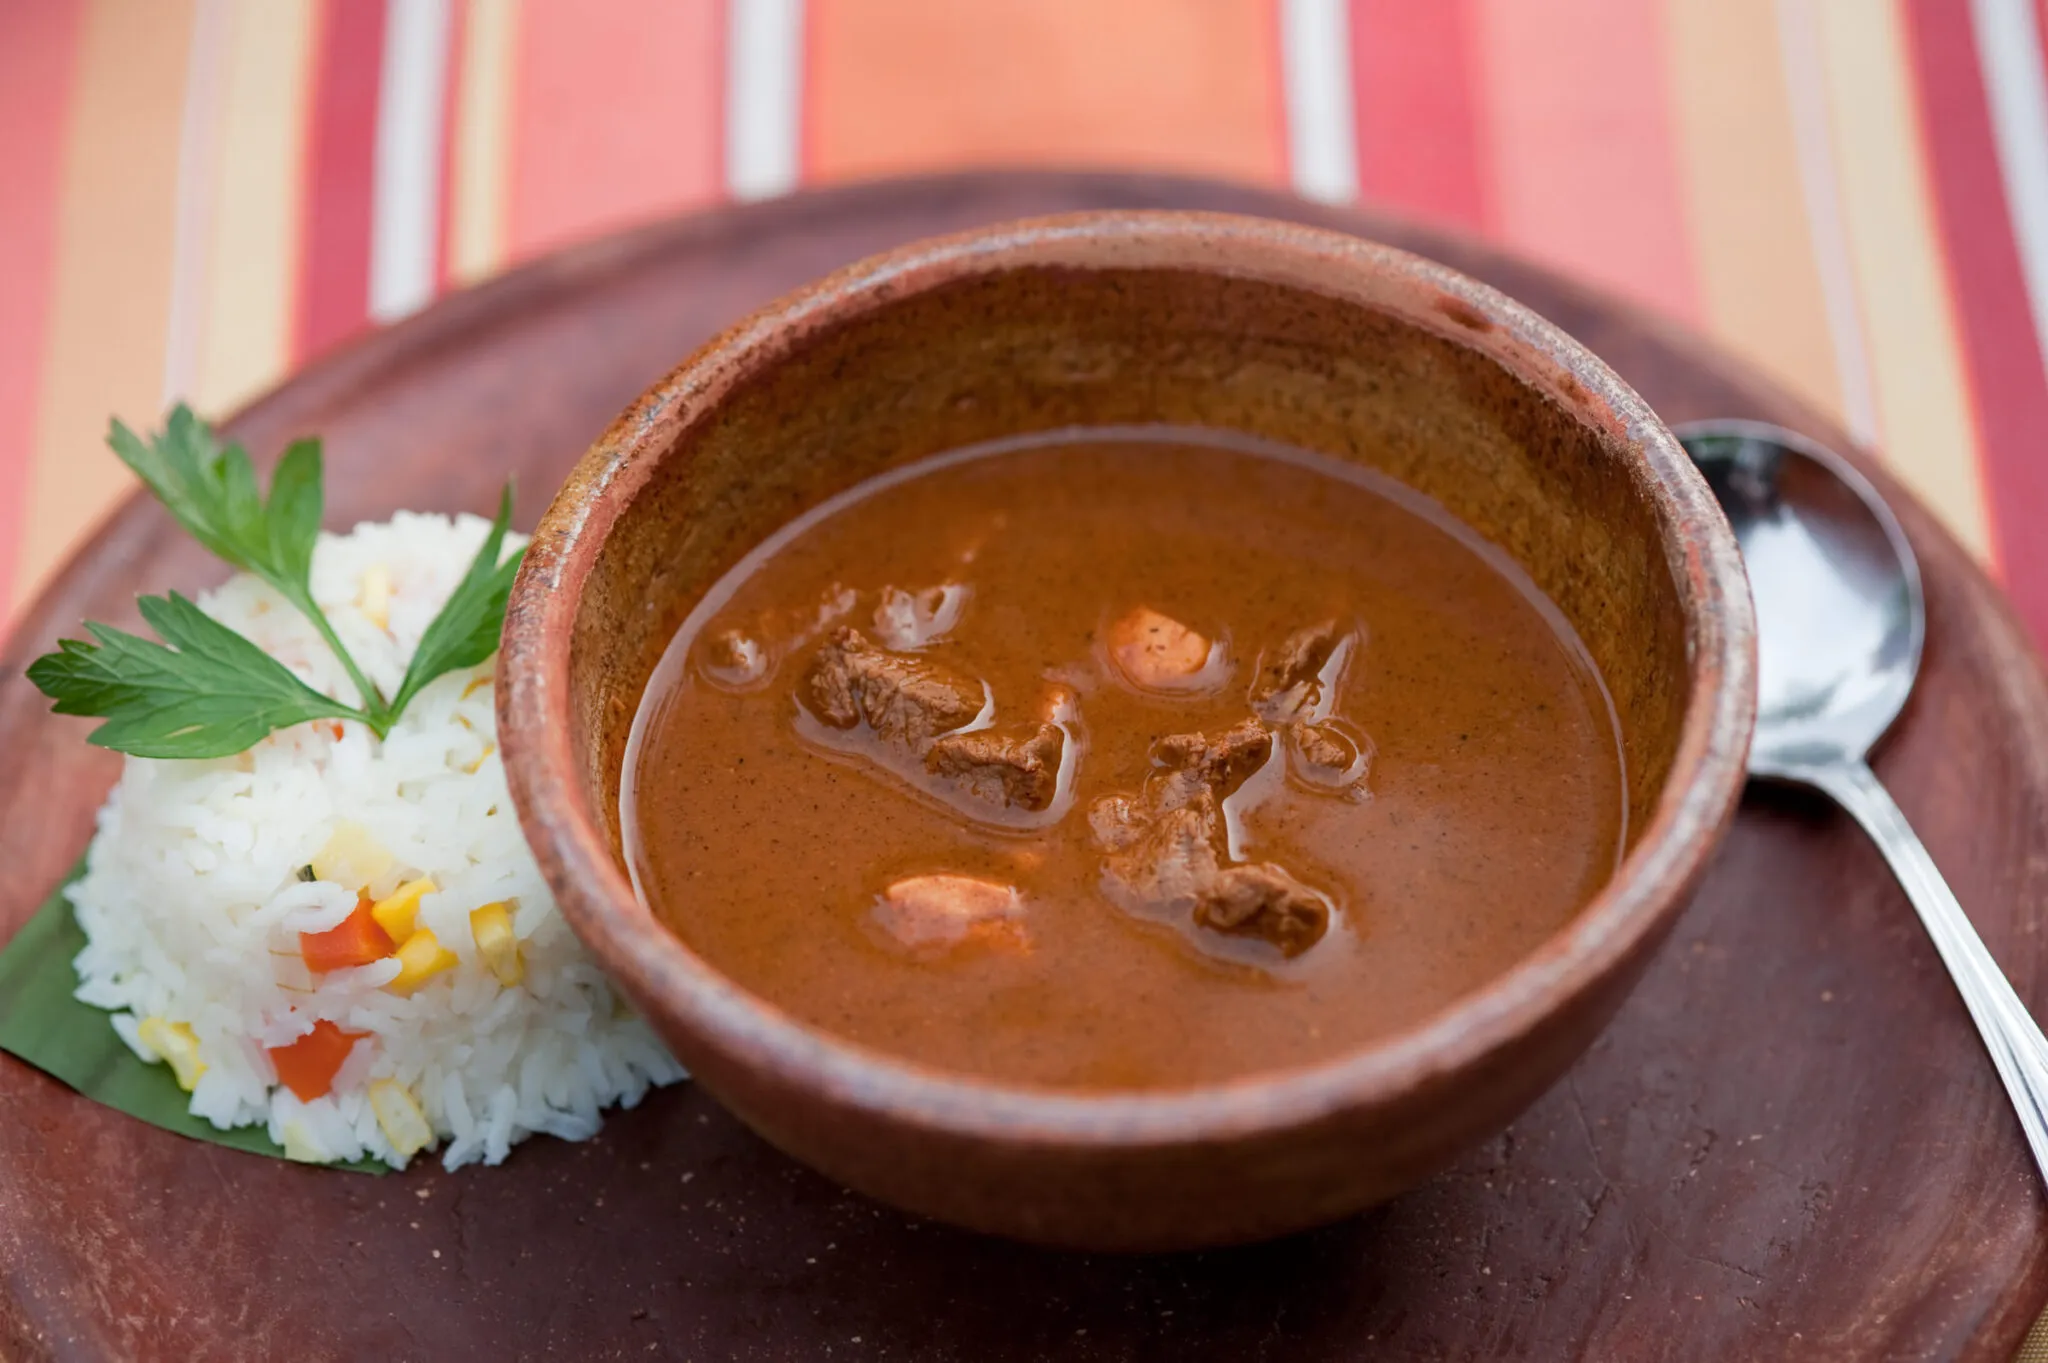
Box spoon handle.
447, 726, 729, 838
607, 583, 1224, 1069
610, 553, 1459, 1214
1804, 759, 2048, 1177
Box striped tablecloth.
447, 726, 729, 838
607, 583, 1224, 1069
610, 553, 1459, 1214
5, 0, 2048, 1353
3, 0, 2046, 636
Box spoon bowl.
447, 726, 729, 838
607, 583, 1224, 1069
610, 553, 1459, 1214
1677, 420, 1923, 775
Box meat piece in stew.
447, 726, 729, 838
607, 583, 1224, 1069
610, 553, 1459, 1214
803, 627, 984, 746
1094, 719, 1331, 958
1250, 620, 1348, 722
926, 721, 1065, 812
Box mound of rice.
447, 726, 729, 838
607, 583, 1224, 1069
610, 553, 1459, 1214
67, 511, 684, 1170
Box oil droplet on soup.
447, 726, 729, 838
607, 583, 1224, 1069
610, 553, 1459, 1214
623, 429, 1627, 1090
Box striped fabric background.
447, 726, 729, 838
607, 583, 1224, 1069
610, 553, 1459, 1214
5, 1, 2048, 643
7, 1, 2048, 1350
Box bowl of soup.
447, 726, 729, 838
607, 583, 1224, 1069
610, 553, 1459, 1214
498, 210, 1756, 1250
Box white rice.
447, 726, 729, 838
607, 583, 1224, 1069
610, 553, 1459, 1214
66, 511, 685, 1170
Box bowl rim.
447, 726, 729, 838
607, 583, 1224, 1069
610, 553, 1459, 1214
498, 208, 1758, 1147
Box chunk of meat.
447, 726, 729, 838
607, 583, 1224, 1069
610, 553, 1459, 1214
1288, 720, 1370, 795
1250, 621, 1348, 721
926, 721, 1064, 811
1106, 608, 1217, 692
1098, 796, 1225, 917
1194, 864, 1330, 957
699, 628, 770, 690
1092, 719, 1334, 959
802, 628, 983, 746
873, 874, 1026, 953
1292, 721, 1353, 771
1151, 719, 1273, 808
1088, 794, 1145, 852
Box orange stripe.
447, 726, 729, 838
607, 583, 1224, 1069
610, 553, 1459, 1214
1470, 0, 1700, 321
806, 0, 1287, 185
18, 0, 195, 609
433, 0, 467, 292
504, 0, 722, 261
1666, 0, 1843, 422
195, 0, 318, 418
446, 0, 518, 283
0, 0, 85, 622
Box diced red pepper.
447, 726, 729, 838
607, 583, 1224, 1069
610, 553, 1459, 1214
267, 1019, 365, 1101
299, 897, 394, 974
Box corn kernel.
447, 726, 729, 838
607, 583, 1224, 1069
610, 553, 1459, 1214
386, 929, 459, 996
280, 1122, 328, 1164
310, 821, 393, 891
368, 1079, 434, 1158
359, 564, 392, 630
136, 1017, 207, 1091
469, 901, 523, 986
369, 877, 436, 942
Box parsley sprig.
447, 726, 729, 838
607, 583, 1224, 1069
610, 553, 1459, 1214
26, 406, 525, 759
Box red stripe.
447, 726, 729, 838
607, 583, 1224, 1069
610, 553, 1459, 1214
1903, 0, 2048, 636
504, 0, 723, 262
294, 0, 385, 361
434, 0, 466, 292
1348, 0, 1489, 232
0, 0, 84, 614
1262, 0, 1291, 183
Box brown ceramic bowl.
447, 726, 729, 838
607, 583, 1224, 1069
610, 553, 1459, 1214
498, 210, 1756, 1251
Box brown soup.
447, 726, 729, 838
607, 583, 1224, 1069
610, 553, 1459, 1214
623, 428, 1626, 1090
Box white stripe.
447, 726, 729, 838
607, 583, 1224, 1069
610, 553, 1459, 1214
163, 0, 231, 410
1775, 0, 1881, 447
1972, 0, 2048, 384
1279, 0, 1359, 204
726, 0, 805, 201
369, 0, 453, 323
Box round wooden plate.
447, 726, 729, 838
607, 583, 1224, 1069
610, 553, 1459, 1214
3, 172, 2045, 1363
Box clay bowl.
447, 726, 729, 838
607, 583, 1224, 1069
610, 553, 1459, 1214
498, 210, 1757, 1251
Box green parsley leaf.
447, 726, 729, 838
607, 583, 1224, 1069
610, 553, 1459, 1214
109, 407, 388, 719
29, 408, 526, 758
110, 407, 321, 593
388, 484, 526, 716
25, 593, 366, 760
261, 437, 324, 589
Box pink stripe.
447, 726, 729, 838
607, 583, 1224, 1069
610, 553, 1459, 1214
1350, 0, 1489, 232
1472, 0, 1699, 321
1906, 0, 2048, 627
0, 0, 85, 614
295, 0, 385, 361
505, 0, 723, 262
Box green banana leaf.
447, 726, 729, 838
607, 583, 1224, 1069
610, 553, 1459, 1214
0, 864, 385, 1173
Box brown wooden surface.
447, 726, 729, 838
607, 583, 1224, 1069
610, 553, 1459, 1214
1, 171, 2044, 1362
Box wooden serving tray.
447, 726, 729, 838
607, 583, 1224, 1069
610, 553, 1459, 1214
3, 171, 2045, 1362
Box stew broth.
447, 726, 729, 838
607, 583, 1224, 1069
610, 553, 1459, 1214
623, 429, 1626, 1089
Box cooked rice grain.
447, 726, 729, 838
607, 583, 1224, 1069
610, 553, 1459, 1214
68, 512, 684, 1169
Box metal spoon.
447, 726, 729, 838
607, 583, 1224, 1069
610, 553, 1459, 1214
1676, 418, 2048, 1178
